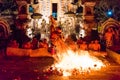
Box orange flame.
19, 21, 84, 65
52, 50, 105, 76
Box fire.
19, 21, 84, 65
48, 49, 105, 76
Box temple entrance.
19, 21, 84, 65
0, 18, 10, 55
101, 18, 120, 47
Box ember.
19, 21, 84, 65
44, 50, 106, 76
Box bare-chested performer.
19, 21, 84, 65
104, 27, 114, 48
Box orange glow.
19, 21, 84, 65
51, 50, 105, 76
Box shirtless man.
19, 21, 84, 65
92, 40, 101, 51
79, 41, 88, 50
104, 28, 114, 47
88, 40, 94, 50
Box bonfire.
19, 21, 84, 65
44, 36, 106, 76
44, 49, 105, 76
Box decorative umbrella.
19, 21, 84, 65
64, 11, 75, 17
31, 13, 42, 19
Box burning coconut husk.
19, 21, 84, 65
44, 39, 107, 76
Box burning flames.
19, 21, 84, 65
45, 49, 105, 76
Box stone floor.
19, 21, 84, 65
0, 55, 120, 80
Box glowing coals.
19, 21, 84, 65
50, 50, 105, 76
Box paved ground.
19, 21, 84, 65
0, 54, 120, 80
